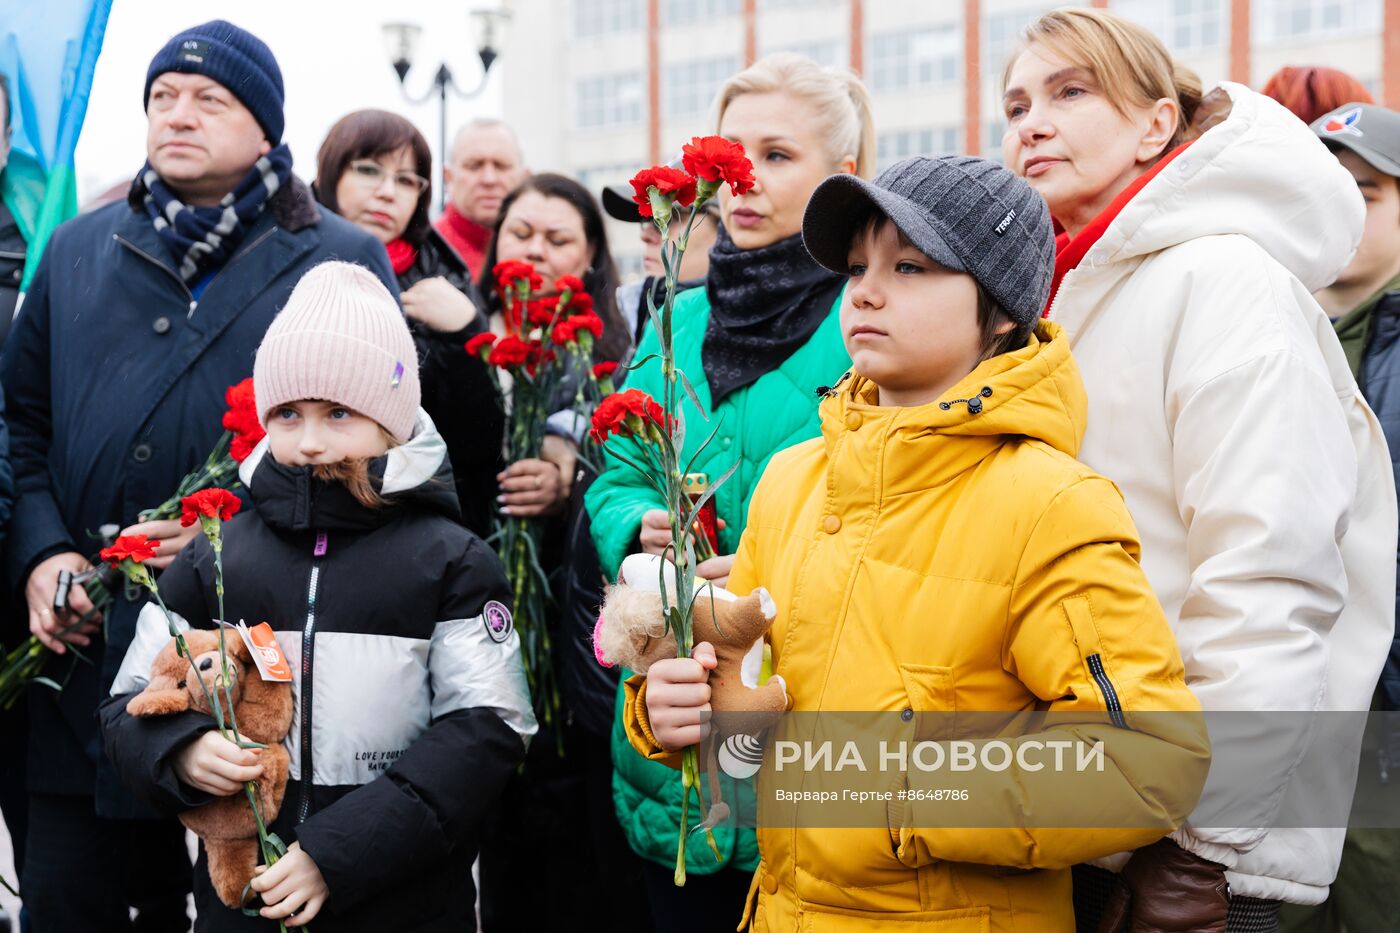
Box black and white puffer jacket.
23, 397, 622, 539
100, 412, 536, 933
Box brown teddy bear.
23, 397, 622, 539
126, 629, 294, 909
594, 553, 788, 783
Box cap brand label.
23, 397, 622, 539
391, 360, 404, 388
993, 209, 1017, 236
178, 39, 208, 64
1322, 107, 1364, 137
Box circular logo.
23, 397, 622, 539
482, 600, 513, 643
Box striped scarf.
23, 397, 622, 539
135, 143, 293, 283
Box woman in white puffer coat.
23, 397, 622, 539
1000, 9, 1395, 932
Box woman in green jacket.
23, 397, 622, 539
584, 52, 875, 932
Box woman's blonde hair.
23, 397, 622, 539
1003, 8, 1203, 158
713, 52, 877, 179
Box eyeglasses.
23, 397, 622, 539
347, 160, 429, 195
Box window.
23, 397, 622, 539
664, 0, 740, 26
574, 0, 643, 38
576, 72, 645, 129
764, 39, 845, 69
1253, 0, 1380, 42
875, 127, 959, 172
1115, 0, 1226, 54
982, 6, 1058, 79
868, 27, 960, 92
665, 56, 741, 118
984, 120, 1007, 160
575, 162, 641, 195
615, 250, 645, 281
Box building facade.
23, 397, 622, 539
503, 0, 1399, 275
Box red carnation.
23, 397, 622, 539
494, 260, 542, 292
590, 388, 668, 444
551, 319, 578, 346
180, 488, 242, 527
222, 378, 265, 463
629, 166, 698, 218
527, 297, 560, 328
488, 335, 533, 369
570, 310, 604, 340
567, 291, 594, 314
100, 534, 160, 567
682, 136, 755, 196
554, 275, 585, 295
465, 333, 497, 359
592, 361, 619, 381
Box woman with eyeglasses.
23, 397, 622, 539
314, 109, 503, 537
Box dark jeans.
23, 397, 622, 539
22, 794, 190, 933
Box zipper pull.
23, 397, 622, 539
188, 300, 197, 318
313, 531, 328, 557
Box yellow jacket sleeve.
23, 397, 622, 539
620, 673, 685, 769
892, 478, 1211, 870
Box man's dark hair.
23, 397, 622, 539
0, 72, 10, 132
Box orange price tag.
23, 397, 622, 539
231, 621, 293, 683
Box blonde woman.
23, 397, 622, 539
584, 52, 874, 930
1001, 9, 1394, 931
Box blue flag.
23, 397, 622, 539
0, 0, 113, 289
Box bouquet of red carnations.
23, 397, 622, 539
466, 268, 612, 730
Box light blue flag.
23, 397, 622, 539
0, 0, 113, 289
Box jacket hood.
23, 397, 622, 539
238, 408, 460, 531
1081, 83, 1363, 292
821, 320, 1086, 490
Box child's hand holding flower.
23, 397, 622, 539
250, 841, 328, 927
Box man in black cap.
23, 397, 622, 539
0, 21, 394, 932
1283, 100, 1400, 933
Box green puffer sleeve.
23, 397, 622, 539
585, 319, 669, 576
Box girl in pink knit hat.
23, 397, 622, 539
102, 259, 537, 932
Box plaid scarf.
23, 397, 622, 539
135, 143, 294, 283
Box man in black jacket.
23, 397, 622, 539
0, 22, 395, 932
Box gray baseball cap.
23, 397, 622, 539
802, 155, 1056, 326
1311, 103, 1400, 177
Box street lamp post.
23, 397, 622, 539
383, 7, 512, 211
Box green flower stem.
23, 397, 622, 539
641, 190, 724, 884
137, 557, 286, 931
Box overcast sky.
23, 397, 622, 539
73, 0, 508, 203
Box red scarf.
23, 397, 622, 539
385, 238, 419, 276
1044, 141, 1193, 315
433, 204, 491, 279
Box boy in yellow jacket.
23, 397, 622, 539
628, 156, 1212, 933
